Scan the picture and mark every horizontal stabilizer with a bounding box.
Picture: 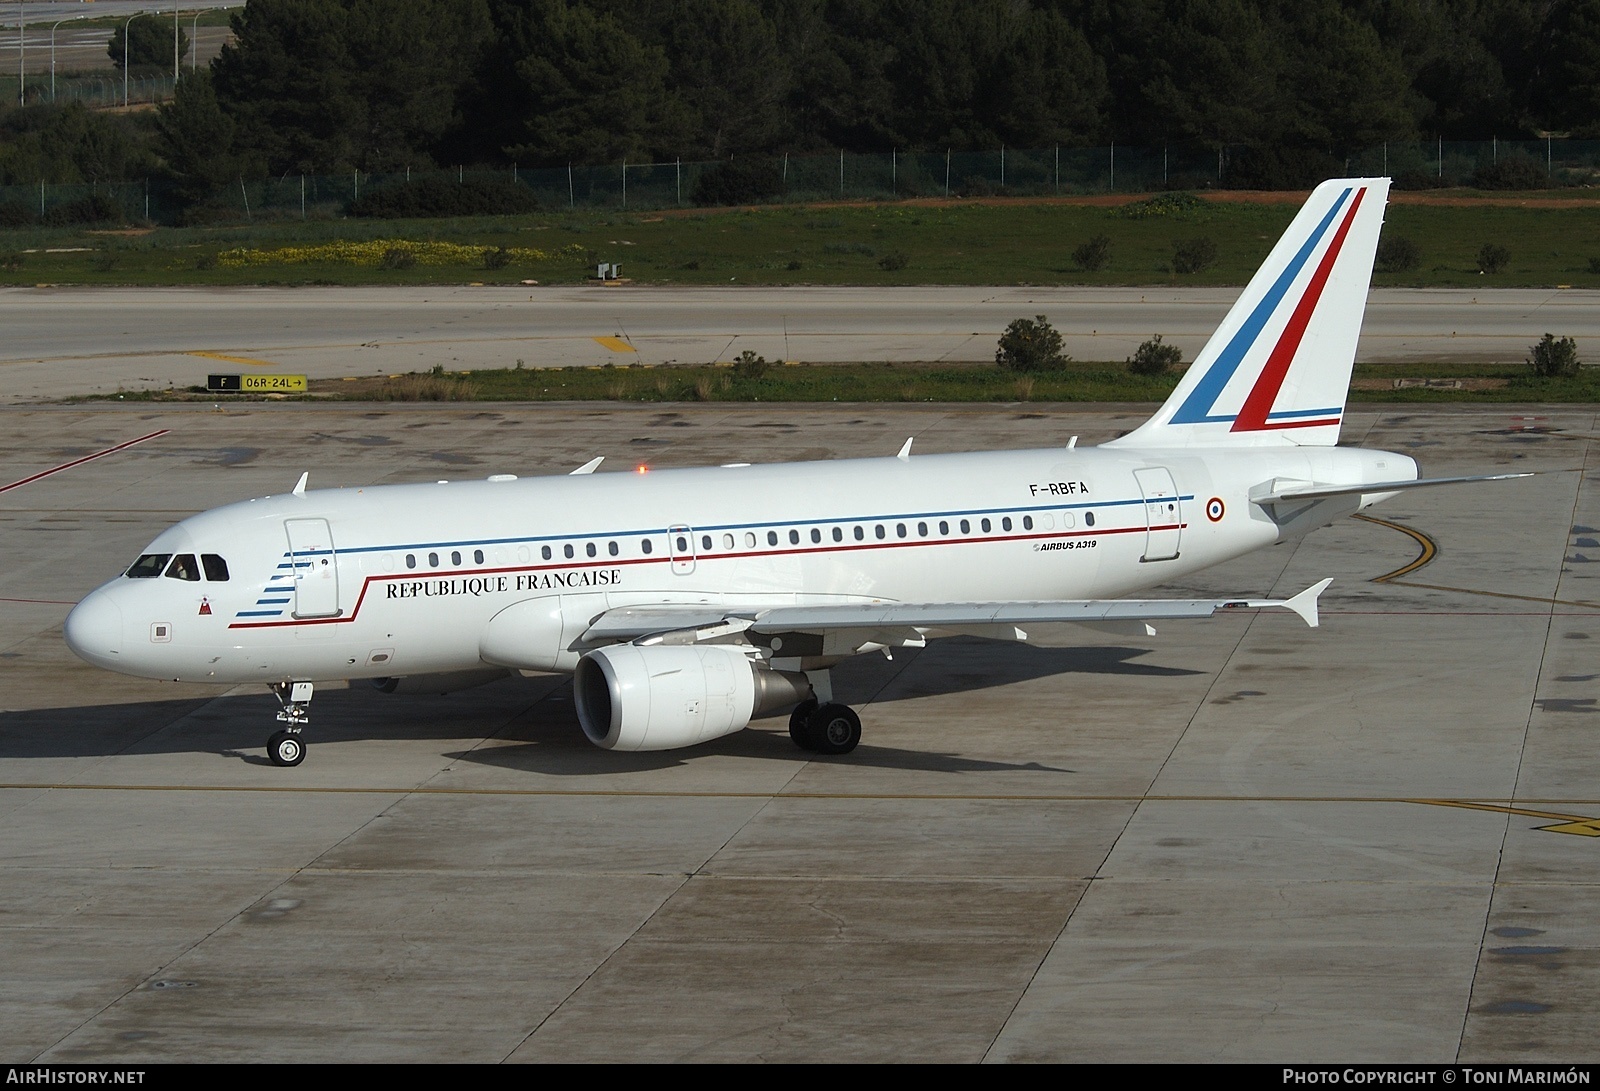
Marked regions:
[1254,472,1532,504]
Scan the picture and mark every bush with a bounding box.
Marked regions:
[43,193,122,227]
[1477,243,1510,274]
[731,350,769,378]
[1224,146,1342,190]
[0,252,23,271]
[1393,169,1449,191]
[1587,257,1600,275]
[691,159,784,207]
[0,201,33,228]
[1472,153,1546,191]
[996,315,1068,372]
[1072,234,1111,271]
[1375,235,1421,274]
[1113,192,1206,219]
[379,247,417,270]
[482,247,512,270]
[877,251,908,271]
[348,176,540,218]
[1172,236,1218,274]
[1528,333,1580,378]
[1127,335,1182,376]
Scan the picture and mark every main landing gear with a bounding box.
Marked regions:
[267,681,313,767]
[788,699,863,756]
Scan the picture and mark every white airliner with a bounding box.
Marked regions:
[64,177,1523,766]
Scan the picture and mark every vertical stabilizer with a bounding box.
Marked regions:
[1108,177,1389,450]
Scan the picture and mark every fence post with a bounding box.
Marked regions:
[677,157,681,204]
[300,174,305,219]
[239,176,251,220]
[839,148,843,197]
[1547,135,1552,179]
[892,147,896,196]
[782,152,787,190]
[1054,145,1059,195]
[568,163,574,209]
[944,149,950,197]
[1000,145,1005,188]
[1109,142,1114,193]
[1438,135,1442,177]
[622,160,627,209]
[39,179,44,218]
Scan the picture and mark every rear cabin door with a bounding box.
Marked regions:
[1133,467,1182,562]
[285,518,341,618]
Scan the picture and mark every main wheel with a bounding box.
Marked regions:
[808,703,861,756]
[788,699,820,751]
[267,730,306,767]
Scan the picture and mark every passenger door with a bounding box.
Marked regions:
[285,518,341,618]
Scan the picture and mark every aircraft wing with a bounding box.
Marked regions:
[579,579,1332,647]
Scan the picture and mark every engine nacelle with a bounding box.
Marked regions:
[371,668,511,695]
[575,644,812,751]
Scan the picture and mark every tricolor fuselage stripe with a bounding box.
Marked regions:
[1231,187,1368,432]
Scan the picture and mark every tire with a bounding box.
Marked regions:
[808,703,861,756]
[268,730,305,767]
[788,699,820,751]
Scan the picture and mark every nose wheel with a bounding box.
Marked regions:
[268,681,314,767]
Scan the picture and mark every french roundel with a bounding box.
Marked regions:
[1205,497,1225,522]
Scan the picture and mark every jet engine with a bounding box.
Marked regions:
[371,668,511,695]
[574,644,812,751]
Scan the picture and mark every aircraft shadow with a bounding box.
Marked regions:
[0,641,1196,773]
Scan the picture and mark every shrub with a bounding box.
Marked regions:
[1375,235,1421,274]
[1528,333,1580,378]
[1472,154,1546,191]
[996,315,1068,372]
[0,251,23,271]
[194,252,218,270]
[1172,236,1218,274]
[1072,234,1111,271]
[0,201,33,228]
[731,350,769,378]
[1587,257,1600,275]
[1113,192,1206,219]
[1393,169,1449,191]
[877,251,908,271]
[348,176,540,218]
[43,193,122,227]
[1224,146,1342,190]
[380,247,417,270]
[483,246,512,269]
[1477,243,1510,274]
[1127,335,1182,376]
[691,159,784,207]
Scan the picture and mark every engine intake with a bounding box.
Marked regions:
[575,644,811,751]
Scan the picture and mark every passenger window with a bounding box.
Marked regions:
[474,549,484,564]
[641,539,653,555]
[917,522,928,537]
[702,535,713,551]
[1022,516,1033,530]
[1002,517,1013,532]
[767,531,778,546]
[676,536,688,552]
[428,552,439,568]
[896,523,907,538]
[406,554,417,569]
[789,529,800,545]
[833,527,843,542]
[811,528,822,544]
[875,525,886,540]
[960,519,970,534]
[854,526,865,541]
[126,553,171,579]
[744,532,756,548]
[586,542,597,558]
[564,544,575,559]
[451,550,462,566]
[723,533,735,550]
[939,521,949,535]
[981,518,992,533]
[1061,512,1075,529]
[541,545,552,560]
[164,554,201,581]
[201,554,230,581]
[1085,511,1096,527]
[609,541,619,557]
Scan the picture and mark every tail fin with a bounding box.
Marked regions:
[1109,177,1390,450]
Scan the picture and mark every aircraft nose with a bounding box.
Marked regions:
[64,588,123,668]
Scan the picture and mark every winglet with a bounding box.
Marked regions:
[292,471,308,496]
[1265,578,1332,627]
[897,437,913,461]
[570,456,604,475]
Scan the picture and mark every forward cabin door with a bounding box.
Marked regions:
[285,517,341,618]
[1133,467,1182,562]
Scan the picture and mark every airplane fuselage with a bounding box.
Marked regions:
[66,442,1413,686]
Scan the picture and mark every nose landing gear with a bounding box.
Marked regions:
[267,681,313,767]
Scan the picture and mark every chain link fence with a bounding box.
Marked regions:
[3,140,1598,227]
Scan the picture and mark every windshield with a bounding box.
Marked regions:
[125,553,170,579]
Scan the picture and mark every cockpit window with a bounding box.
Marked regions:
[201,554,230,582]
[126,553,170,579]
[164,554,201,581]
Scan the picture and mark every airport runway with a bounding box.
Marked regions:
[3,285,1599,402]
[2,400,1598,1062]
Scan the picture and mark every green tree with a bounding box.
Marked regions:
[155,71,250,201]
[108,17,189,73]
